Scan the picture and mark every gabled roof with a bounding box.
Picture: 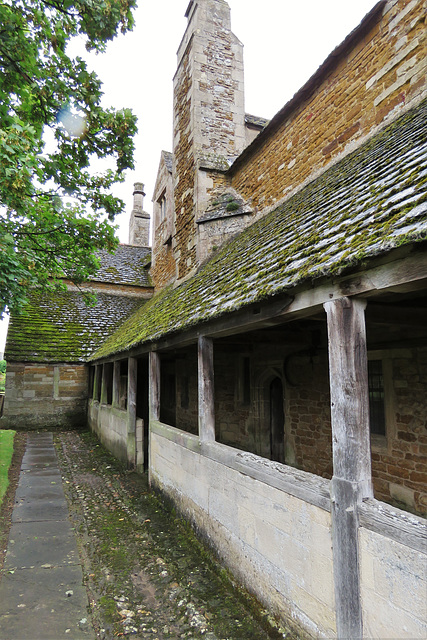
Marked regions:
[5,290,147,363]
[93,99,427,360]
[245,114,269,130]
[162,151,173,174]
[94,244,152,287]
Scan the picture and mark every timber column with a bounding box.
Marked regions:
[324,297,373,640]
[127,357,137,467]
[198,336,215,442]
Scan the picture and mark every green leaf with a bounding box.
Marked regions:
[0,0,137,313]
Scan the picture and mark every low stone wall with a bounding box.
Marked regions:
[1,362,87,429]
[88,400,130,465]
[150,421,335,639]
[359,500,427,638]
[149,420,427,639]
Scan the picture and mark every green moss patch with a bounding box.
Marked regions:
[94,99,427,360]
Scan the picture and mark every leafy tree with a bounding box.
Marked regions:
[0,0,138,316]
[0,360,6,375]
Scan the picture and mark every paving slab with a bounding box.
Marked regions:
[0,432,95,639]
[4,521,79,570]
[0,567,92,639]
[12,498,70,523]
[14,482,65,502]
[18,467,62,479]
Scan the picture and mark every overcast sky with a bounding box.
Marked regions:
[1,0,377,352]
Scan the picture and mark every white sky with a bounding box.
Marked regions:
[0,0,377,353]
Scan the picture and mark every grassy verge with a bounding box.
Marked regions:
[0,430,15,507]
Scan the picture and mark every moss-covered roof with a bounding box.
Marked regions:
[5,290,147,363]
[94,244,152,287]
[94,99,426,359]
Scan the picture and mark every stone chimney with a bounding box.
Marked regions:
[172,0,246,281]
[129,182,150,246]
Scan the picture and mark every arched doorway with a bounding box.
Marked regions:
[270,377,285,463]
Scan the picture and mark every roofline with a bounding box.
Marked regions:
[228,0,387,176]
[89,244,427,364]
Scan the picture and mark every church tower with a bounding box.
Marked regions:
[172,0,246,281]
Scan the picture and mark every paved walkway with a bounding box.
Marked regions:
[0,432,94,639]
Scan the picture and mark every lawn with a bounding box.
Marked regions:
[0,430,15,507]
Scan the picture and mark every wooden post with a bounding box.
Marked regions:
[149,351,161,423]
[148,352,161,485]
[198,335,215,442]
[324,297,373,640]
[100,364,106,404]
[113,361,120,408]
[127,357,137,467]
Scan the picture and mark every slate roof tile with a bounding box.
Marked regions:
[94,244,152,287]
[162,151,173,174]
[93,99,427,360]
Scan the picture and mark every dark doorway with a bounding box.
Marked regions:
[270,377,285,463]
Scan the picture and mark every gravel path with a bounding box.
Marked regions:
[55,430,296,640]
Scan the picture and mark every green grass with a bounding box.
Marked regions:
[0,430,15,506]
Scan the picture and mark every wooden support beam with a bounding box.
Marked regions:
[113,361,120,408]
[325,298,372,491]
[92,366,99,401]
[127,357,137,467]
[324,297,373,640]
[149,351,161,423]
[198,336,216,442]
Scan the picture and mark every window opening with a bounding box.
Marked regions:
[368,359,386,436]
[103,363,113,405]
[95,364,102,401]
[88,366,95,398]
[119,360,128,410]
[270,377,285,463]
[181,375,189,409]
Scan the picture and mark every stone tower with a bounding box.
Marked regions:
[129,182,150,246]
[172,0,246,281]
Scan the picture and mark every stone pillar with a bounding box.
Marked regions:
[324,297,373,640]
[127,357,137,467]
[198,336,215,442]
[129,182,150,246]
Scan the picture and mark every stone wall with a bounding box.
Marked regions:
[150,424,335,639]
[230,0,426,215]
[148,421,427,639]
[173,40,197,281]
[1,363,87,429]
[287,356,333,480]
[88,400,130,465]
[371,347,427,515]
[151,155,176,290]
[359,508,427,637]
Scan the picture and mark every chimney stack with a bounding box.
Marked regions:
[129,182,150,246]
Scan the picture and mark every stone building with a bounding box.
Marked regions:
[3,0,427,638]
[2,191,153,437]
